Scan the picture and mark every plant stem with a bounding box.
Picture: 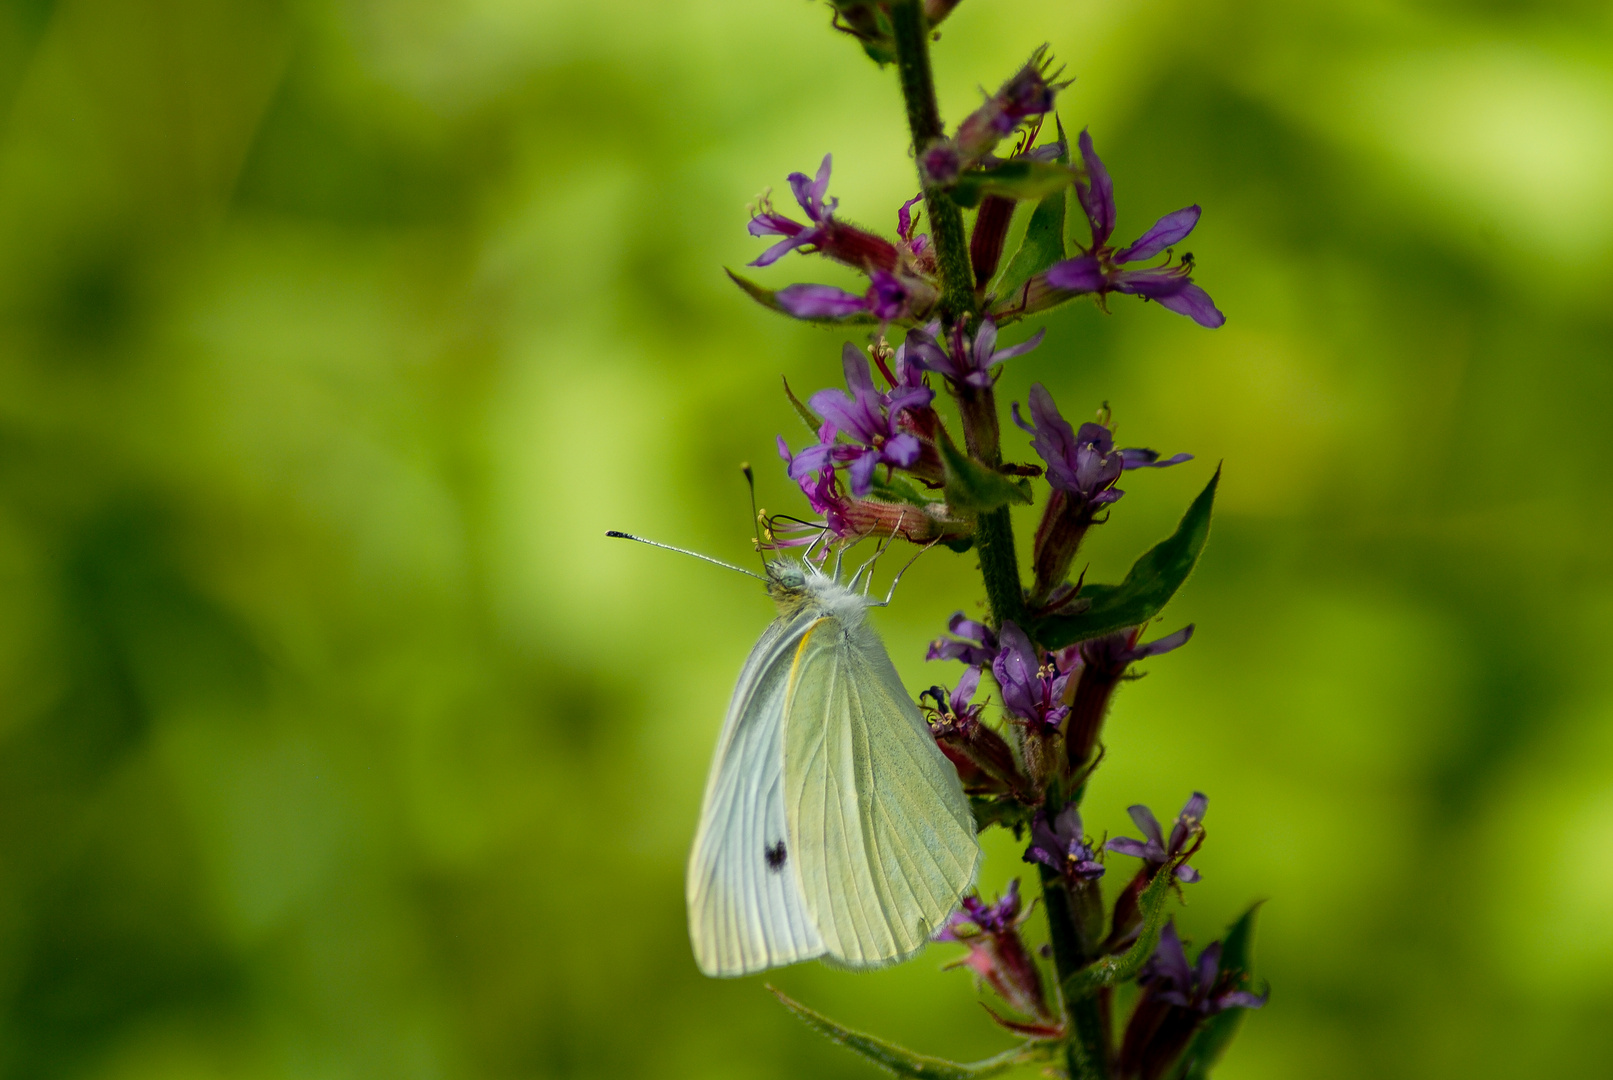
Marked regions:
[888,0,974,324]
[888,0,1024,632]
[1039,866,1109,1080]
[889,4,1098,1075]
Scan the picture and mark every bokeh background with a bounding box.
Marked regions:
[2,0,1611,1077]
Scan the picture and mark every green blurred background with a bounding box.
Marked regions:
[1,0,1611,1076]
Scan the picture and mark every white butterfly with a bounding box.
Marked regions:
[684,556,982,977]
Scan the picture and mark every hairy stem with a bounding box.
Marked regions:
[889,6,1094,1072]
[889,0,974,323]
[1039,866,1109,1080]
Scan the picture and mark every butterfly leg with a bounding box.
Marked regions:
[848,525,900,593]
[871,536,940,607]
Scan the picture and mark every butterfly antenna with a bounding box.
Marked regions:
[873,535,940,608]
[605,531,767,581]
[740,463,773,578]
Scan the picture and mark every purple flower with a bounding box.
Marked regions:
[1012,384,1192,506]
[1014,385,1192,604]
[904,318,1044,390]
[1107,792,1208,884]
[1118,922,1267,1080]
[926,612,999,667]
[1041,130,1224,328]
[1076,624,1196,677]
[920,665,1029,799]
[1139,922,1268,1015]
[991,621,1070,734]
[1023,802,1106,884]
[749,154,902,274]
[920,666,984,735]
[779,344,934,495]
[936,880,1056,1028]
[748,154,838,266]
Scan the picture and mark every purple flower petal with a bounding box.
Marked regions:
[948,613,995,645]
[992,621,1042,721]
[1152,922,1193,990]
[886,384,936,416]
[1106,837,1151,859]
[1012,384,1078,491]
[898,193,923,239]
[1180,791,1208,824]
[775,284,868,319]
[847,448,880,496]
[902,328,954,378]
[1023,845,1059,870]
[1075,129,1115,246]
[951,666,982,712]
[1195,941,1222,992]
[1153,282,1225,328]
[1115,205,1201,263]
[1129,625,1195,660]
[840,341,877,398]
[1216,990,1269,1010]
[749,231,819,268]
[1045,255,1107,293]
[1128,804,1165,847]
[787,154,836,222]
[974,318,998,361]
[1111,266,1190,300]
[1174,864,1202,884]
[988,327,1045,363]
[1120,448,1194,469]
[784,441,835,481]
[881,432,922,469]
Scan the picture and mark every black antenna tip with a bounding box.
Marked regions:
[605,530,633,539]
[740,462,754,482]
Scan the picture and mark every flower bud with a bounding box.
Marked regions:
[936,881,1056,1030]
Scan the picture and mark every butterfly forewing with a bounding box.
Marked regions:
[686,609,826,977]
[783,614,981,968]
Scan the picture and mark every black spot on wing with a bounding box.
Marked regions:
[765,840,787,872]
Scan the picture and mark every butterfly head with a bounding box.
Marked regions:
[764,559,813,611]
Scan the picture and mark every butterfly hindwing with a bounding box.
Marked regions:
[686,608,826,977]
[783,614,981,968]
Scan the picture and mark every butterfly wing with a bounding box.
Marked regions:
[784,614,981,968]
[686,608,827,977]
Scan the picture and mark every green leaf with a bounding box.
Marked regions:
[950,160,1075,210]
[1036,467,1219,650]
[1062,859,1179,1000]
[782,377,822,434]
[938,428,1032,514]
[771,987,1056,1079]
[1172,905,1264,1080]
[726,269,879,325]
[994,124,1069,300]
